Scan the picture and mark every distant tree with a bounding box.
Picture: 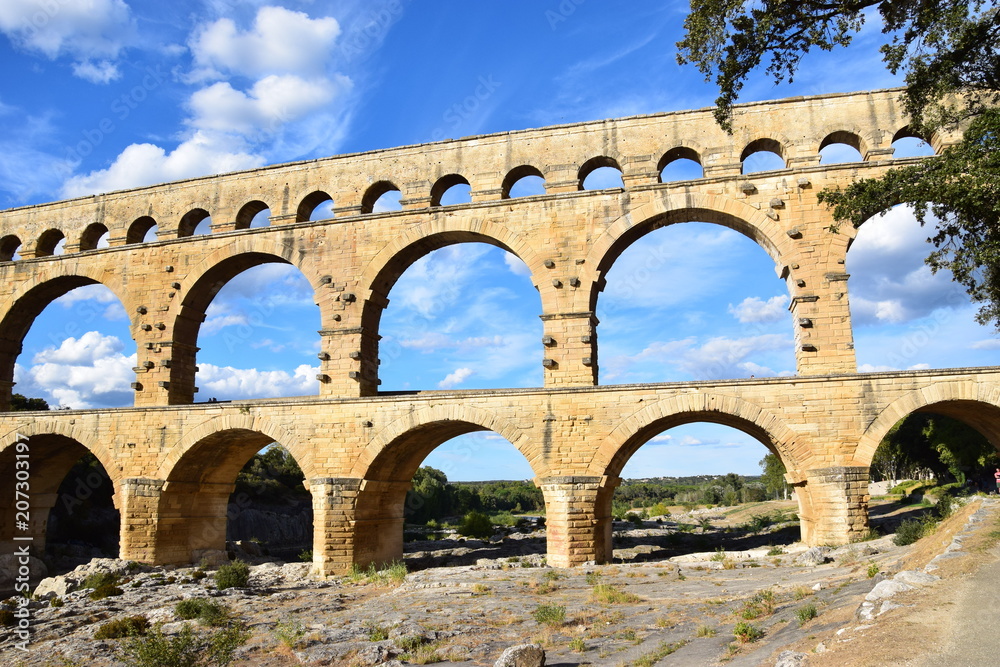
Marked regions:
[759,454,789,500]
[872,413,997,483]
[11,394,49,411]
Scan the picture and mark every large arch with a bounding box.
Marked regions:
[166,237,324,404]
[357,222,543,394]
[152,419,311,565]
[343,406,542,569]
[0,273,132,410]
[0,424,121,558]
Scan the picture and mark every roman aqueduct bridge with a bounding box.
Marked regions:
[2,88,996,574]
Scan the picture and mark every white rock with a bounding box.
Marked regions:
[865,579,914,602]
[495,643,545,667]
[893,570,939,586]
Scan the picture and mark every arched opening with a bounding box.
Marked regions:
[3,280,134,410]
[891,127,936,158]
[174,257,320,403]
[430,174,471,207]
[374,239,543,392]
[35,229,65,257]
[846,204,994,372]
[658,147,704,182]
[819,131,865,164]
[741,139,785,174]
[178,208,211,237]
[297,191,334,222]
[595,216,792,383]
[579,156,625,190]
[599,415,799,563]
[126,216,158,244]
[501,165,546,199]
[235,201,270,230]
[353,423,542,571]
[0,235,21,261]
[79,223,110,251]
[0,435,119,582]
[866,400,1000,536]
[362,181,403,213]
[155,429,312,565]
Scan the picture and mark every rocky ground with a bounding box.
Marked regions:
[1,495,996,666]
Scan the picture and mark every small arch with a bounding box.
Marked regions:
[362,181,403,214]
[297,191,334,222]
[891,127,936,158]
[501,165,546,199]
[430,174,471,207]
[819,131,866,164]
[35,229,65,257]
[126,216,158,244]
[0,235,21,261]
[235,200,270,230]
[579,156,624,190]
[657,147,704,182]
[741,138,786,174]
[79,222,110,251]
[178,208,211,237]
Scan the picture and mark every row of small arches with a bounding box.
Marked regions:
[0,129,934,261]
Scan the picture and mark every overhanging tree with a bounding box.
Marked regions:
[678,0,1000,326]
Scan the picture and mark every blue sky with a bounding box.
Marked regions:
[2,1,998,480]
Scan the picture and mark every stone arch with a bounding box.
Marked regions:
[657,146,703,181]
[0,423,122,555]
[429,173,470,207]
[357,220,543,394]
[297,190,333,222]
[0,272,132,410]
[818,129,873,159]
[166,237,325,404]
[152,417,311,564]
[584,193,791,312]
[0,234,21,261]
[854,381,1000,467]
[361,181,401,214]
[234,200,269,230]
[741,137,787,168]
[178,208,210,237]
[501,165,545,199]
[35,228,64,257]
[79,222,110,251]
[126,216,157,244]
[587,392,802,479]
[578,155,623,190]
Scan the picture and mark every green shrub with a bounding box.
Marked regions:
[532,603,566,626]
[796,603,818,626]
[83,572,119,590]
[90,584,125,601]
[893,518,927,546]
[366,623,389,641]
[50,596,64,608]
[0,609,14,627]
[866,562,880,578]
[94,616,150,640]
[298,549,313,562]
[457,511,494,539]
[591,583,641,604]
[175,599,230,626]
[214,560,250,590]
[625,512,644,526]
[117,622,250,667]
[274,618,306,649]
[733,621,764,643]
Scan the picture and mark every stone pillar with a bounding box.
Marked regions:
[538,476,615,567]
[544,165,582,194]
[308,477,362,577]
[317,327,379,397]
[788,269,858,375]
[539,312,598,386]
[118,478,165,564]
[353,479,411,568]
[794,466,869,545]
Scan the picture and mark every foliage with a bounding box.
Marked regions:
[214,560,250,590]
[633,640,688,667]
[679,0,1000,326]
[94,616,150,640]
[116,622,250,667]
[733,620,764,643]
[591,583,642,604]
[404,467,544,525]
[531,603,566,626]
[456,511,494,539]
[867,562,880,578]
[873,413,998,485]
[796,604,818,626]
[90,584,125,601]
[274,618,306,649]
[0,609,15,627]
[175,599,231,626]
[10,393,49,411]
[233,445,307,504]
[759,454,790,500]
[893,517,930,545]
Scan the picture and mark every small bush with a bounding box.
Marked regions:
[274,618,306,649]
[298,549,313,562]
[50,596,64,608]
[591,583,641,604]
[0,609,15,627]
[457,511,494,539]
[710,548,727,562]
[83,572,119,590]
[90,584,125,601]
[893,518,927,546]
[532,603,566,626]
[796,603,818,626]
[866,562,880,578]
[569,637,586,652]
[94,616,150,640]
[175,599,230,626]
[117,621,250,667]
[214,560,250,590]
[625,512,644,526]
[696,624,716,637]
[367,623,389,641]
[733,621,764,643]
[766,545,785,556]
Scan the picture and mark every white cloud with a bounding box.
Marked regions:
[503,251,532,277]
[33,331,123,365]
[190,6,341,80]
[438,367,473,389]
[971,339,1000,351]
[728,295,788,323]
[0,0,134,82]
[196,363,318,400]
